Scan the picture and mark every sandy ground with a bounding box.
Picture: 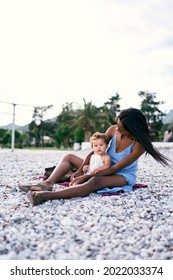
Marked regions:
[0,143,173,260]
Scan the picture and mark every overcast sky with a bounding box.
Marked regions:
[1,0,173,126]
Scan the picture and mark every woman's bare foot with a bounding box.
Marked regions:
[31,184,52,191]
[27,191,47,206]
[19,183,52,192]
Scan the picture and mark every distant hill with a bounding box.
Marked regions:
[163,109,173,124]
[0,116,57,132]
[0,123,29,132]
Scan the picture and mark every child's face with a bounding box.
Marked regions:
[92,139,107,155]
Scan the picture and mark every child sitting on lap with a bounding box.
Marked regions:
[83,132,111,175]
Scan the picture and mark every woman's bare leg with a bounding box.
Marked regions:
[35,154,83,189]
[27,175,127,206]
[45,154,83,185]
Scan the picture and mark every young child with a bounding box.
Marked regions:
[82,132,111,175]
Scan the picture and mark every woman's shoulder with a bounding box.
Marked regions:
[105,125,117,138]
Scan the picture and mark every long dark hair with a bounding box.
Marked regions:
[117,108,171,166]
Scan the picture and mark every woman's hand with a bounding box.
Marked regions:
[69,174,90,186]
[70,170,83,181]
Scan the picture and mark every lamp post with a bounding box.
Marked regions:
[0,101,33,151]
[0,101,53,151]
[11,103,16,152]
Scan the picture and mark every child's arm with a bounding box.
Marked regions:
[82,164,90,173]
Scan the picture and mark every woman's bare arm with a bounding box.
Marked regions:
[96,141,145,176]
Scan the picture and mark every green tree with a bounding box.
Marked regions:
[138,91,166,141]
[21,131,31,147]
[29,120,41,147]
[58,102,78,124]
[104,92,121,123]
[2,131,11,147]
[0,128,6,146]
[29,105,53,147]
[54,102,78,147]
[2,130,23,148]
[73,127,84,144]
[55,124,71,148]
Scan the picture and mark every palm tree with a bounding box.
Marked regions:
[71,99,111,141]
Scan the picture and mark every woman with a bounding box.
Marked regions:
[24,108,171,206]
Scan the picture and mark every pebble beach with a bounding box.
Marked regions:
[0,144,173,260]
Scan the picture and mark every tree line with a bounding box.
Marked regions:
[0,91,171,149]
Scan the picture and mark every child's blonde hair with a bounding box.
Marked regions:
[90,132,109,147]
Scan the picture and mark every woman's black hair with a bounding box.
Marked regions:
[117,108,171,167]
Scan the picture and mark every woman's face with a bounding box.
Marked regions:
[117,119,134,139]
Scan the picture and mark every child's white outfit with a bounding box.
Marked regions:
[85,154,103,174]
